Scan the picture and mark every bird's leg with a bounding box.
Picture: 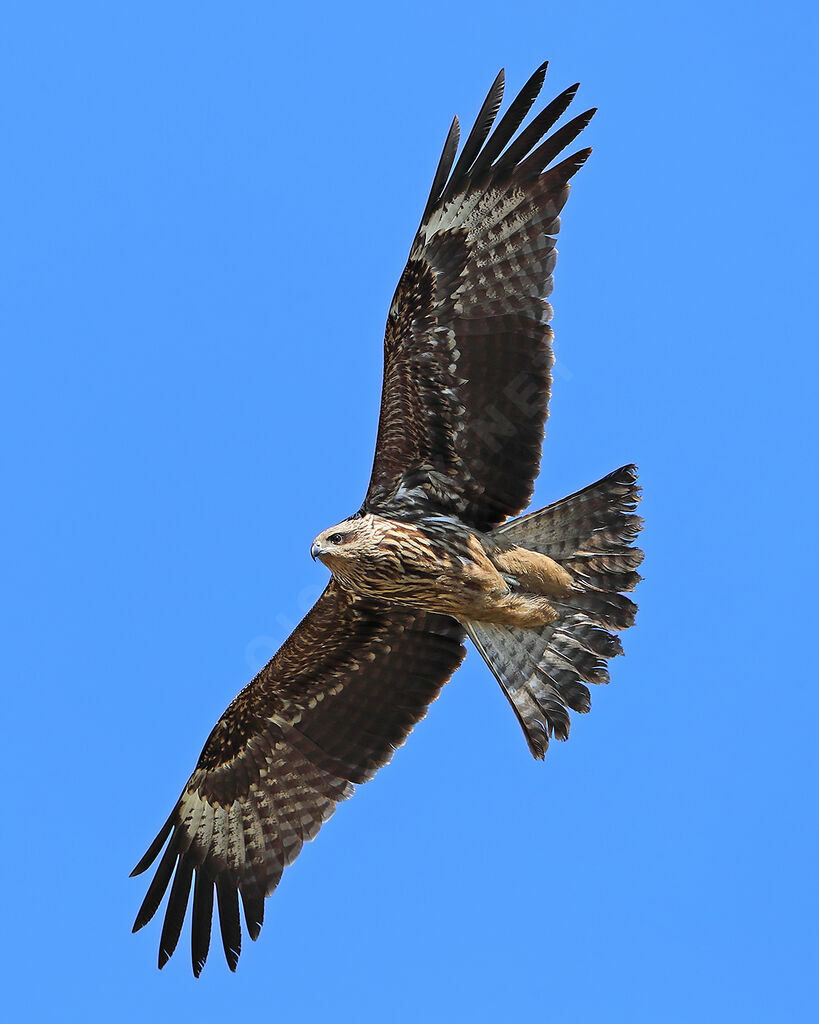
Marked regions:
[452,539,573,627]
[462,591,560,628]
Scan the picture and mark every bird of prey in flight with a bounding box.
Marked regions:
[132,62,643,975]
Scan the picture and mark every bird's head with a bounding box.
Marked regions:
[310,514,396,581]
[310,517,367,571]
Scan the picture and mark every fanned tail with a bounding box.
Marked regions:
[466,465,643,758]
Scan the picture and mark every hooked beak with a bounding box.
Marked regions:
[310,540,322,562]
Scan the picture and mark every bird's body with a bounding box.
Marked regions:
[312,512,572,626]
[132,63,643,976]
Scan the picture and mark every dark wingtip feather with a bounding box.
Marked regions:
[132,838,177,933]
[421,115,460,223]
[130,814,174,877]
[491,82,582,175]
[216,873,242,972]
[471,62,552,177]
[447,68,506,186]
[157,856,194,968]
[517,109,597,179]
[241,887,265,942]
[550,147,593,183]
[420,65,594,229]
[191,869,214,977]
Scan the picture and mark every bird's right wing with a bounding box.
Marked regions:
[131,581,465,975]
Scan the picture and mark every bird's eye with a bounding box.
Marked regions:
[329,533,344,545]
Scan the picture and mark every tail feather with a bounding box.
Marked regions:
[552,590,637,632]
[466,622,573,754]
[496,464,642,555]
[564,558,642,595]
[467,465,643,759]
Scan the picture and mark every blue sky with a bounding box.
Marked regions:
[3,1,818,1020]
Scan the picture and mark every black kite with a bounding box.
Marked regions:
[132,63,643,975]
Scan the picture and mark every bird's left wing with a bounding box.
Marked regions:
[365,64,594,531]
[132,581,465,974]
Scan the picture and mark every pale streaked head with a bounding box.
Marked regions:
[310,518,360,566]
[310,513,395,576]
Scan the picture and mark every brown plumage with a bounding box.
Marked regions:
[132,63,643,975]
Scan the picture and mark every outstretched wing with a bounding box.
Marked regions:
[365,64,594,531]
[132,582,465,975]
